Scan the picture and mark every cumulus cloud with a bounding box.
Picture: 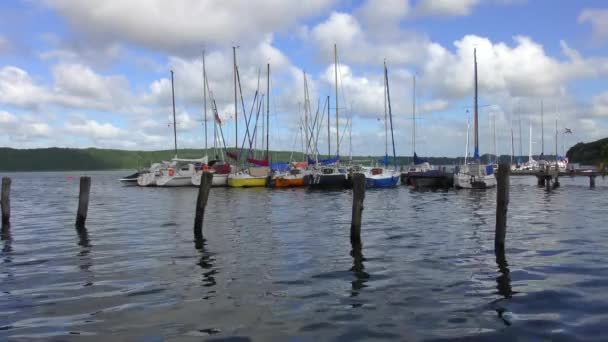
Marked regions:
[0,111,53,142]
[591,91,608,117]
[416,0,481,16]
[579,8,608,45]
[44,0,335,53]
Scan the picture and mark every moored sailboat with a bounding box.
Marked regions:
[309,44,350,189]
[454,49,496,189]
[364,60,399,188]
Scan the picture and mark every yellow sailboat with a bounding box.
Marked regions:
[227,167,268,188]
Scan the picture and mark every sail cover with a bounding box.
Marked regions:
[413,153,427,165]
[247,155,269,167]
[271,162,290,173]
[307,155,339,165]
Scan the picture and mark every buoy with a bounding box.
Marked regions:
[168,168,175,177]
[202,164,209,171]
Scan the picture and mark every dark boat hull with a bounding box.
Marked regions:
[307,174,349,189]
[406,171,453,189]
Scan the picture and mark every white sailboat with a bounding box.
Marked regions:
[454,49,496,189]
[137,70,207,187]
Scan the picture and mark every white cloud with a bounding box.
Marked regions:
[64,116,125,140]
[579,8,608,45]
[591,91,608,117]
[44,0,335,53]
[0,111,53,142]
[416,0,481,16]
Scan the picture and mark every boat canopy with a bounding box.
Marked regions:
[172,156,208,164]
[307,155,339,166]
[271,162,290,173]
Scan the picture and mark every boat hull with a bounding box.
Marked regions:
[308,174,349,189]
[137,173,157,186]
[407,171,454,189]
[274,177,306,188]
[156,176,193,187]
[454,173,496,189]
[365,175,399,188]
[192,173,229,187]
[227,176,267,188]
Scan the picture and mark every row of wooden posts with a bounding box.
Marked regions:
[0,166,511,256]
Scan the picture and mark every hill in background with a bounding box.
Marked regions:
[0,147,571,171]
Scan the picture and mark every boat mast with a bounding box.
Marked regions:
[493,114,497,163]
[385,61,397,170]
[170,70,178,158]
[334,43,339,160]
[233,47,238,166]
[518,104,523,160]
[327,95,330,158]
[383,60,388,163]
[266,63,270,164]
[541,100,544,159]
[529,121,533,163]
[202,50,208,152]
[465,113,470,165]
[473,48,479,160]
[555,118,558,169]
[413,74,416,162]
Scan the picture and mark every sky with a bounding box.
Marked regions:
[1,0,608,157]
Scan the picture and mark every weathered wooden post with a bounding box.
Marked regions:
[1,177,10,227]
[553,175,560,188]
[350,173,366,251]
[545,175,551,190]
[193,172,213,246]
[75,176,91,228]
[590,175,596,188]
[495,164,510,253]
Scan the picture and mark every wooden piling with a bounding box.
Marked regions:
[545,175,551,190]
[75,176,91,228]
[495,164,510,250]
[553,176,560,188]
[590,175,596,188]
[193,172,213,245]
[1,177,10,226]
[350,173,366,250]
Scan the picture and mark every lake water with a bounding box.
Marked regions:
[1,171,607,341]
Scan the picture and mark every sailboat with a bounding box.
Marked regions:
[308,44,349,189]
[137,70,208,187]
[364,61,399,188]
[192,51,233,187]
[454,49,496,189]
[227,49,269,188]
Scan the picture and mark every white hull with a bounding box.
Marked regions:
[137,172,157,186]
[191,172,228,187]
[454,172,496,189]
[156,175,193,187]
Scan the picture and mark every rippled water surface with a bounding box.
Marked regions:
[1,171,607,341]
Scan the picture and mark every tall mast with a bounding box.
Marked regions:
[385,62,397,170]
[413,74,416,159]
[327,95,330,157]
[334,43,339,158]
[383,60,388,161]
[529,120,532,162]
[555,118,558,168]
[266,63,270,162]
[233,46,238,165]
[473,48,479,160]
[518,104,523,160]
[170,70,177,157]
[493,114,497,162]
[541,100,544,158]
[202,50,208,152]
[303,72,309,157]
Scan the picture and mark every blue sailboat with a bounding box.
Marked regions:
[364,61,399,188]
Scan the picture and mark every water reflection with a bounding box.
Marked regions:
[2,223,11,262]
[75,226,92,273]
[196,239,217,289]
[350,246,369,297]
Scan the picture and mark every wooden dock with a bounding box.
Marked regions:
[511,168,604,188]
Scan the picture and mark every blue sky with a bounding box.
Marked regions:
[1,0,608,157]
